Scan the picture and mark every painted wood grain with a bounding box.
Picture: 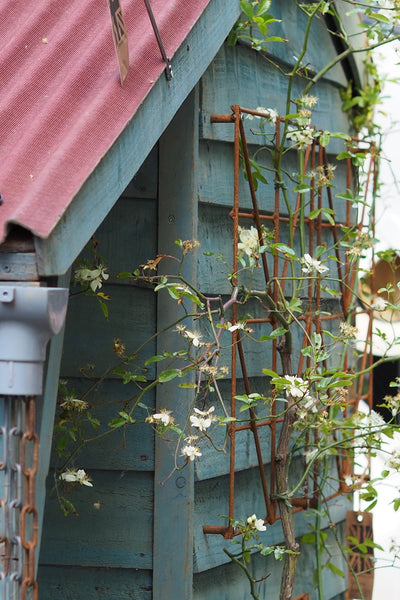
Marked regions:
[38,565,152,600]
[61,284,156,378]
[48,377,155,472]
[0,251,38,280]
[193,526,348,599]
[194,465,350,574]
[121,145,158,200]
[40,470,153,569]
[252,1,348,88]
[198,139,351,221]
[35,273,70,564]
[200,45,351,149]
[81,197,158,286]
[152,88,200,600]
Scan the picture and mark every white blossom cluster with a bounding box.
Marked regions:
[247,513,266,531]
[60,468,93,487]
[74,263,109,292]
[300,253,329,275]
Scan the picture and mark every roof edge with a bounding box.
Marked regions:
[35,0,241,276]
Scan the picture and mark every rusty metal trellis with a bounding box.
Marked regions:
[203,105,377,538]
[0,396,39,600]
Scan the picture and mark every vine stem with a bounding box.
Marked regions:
[275,340,299,600]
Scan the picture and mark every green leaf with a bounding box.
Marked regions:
[326,562,344,578]
[271,243,296,256]
[256,0,271,16]
[99,300,109,319]
[145,355,166,366]
[262,368,279,378]
[300,532,316,545]
[158,369,182,383]
[240,0,254,20]
[369,11,391,23]
[260,327,287,340]
[293,183,312,193]
[108,417,128,429]
[319,132,330,147]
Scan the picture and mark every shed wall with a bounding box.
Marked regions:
[38,7,353,598]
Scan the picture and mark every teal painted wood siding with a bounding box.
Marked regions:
[192,6,354,599]
[38,4,357,598]
[38,145,160,598]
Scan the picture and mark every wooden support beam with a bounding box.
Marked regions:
[153,88,199,600]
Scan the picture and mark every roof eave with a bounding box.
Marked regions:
[34,0,241,276]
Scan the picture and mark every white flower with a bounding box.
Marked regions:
[304,448,319,463]
[287,125,315,147]
[300,253,329,275]
[190,406,215,432]
[60,468,93,487]
[265,108,279,124]
[238,226,259,257]
[74,263,109,292]
[339,322,358,339]
[371,297,388,311]
[362,410,385,429]
[301,394,318,413]
[245,107,278,124]
[182,444,202,461]
[60,397,89,412]
[283,375,308,398]
[247,513,266,531]
[228,321,246,332]
[147,409,173,426]
[184,329,202,347]
[387,450,400,470]
[299,94,318,108]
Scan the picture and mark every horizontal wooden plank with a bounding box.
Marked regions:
[0,251,38,280]
[199,139,351,218]
[77,197,157,286]
[194,465,350,573]
[197,203,347,295]
[40,470,153,569]
[121,145,158,200]
[61,284,156,377]
[254,1,348,88]
[193,378,274,481]
[200,45,351,150]
[49,378,155,472]
[193,524,348,599]
[188,292,343,380]
[38,565,152,600]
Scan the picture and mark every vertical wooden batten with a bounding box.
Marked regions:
[153,88,199,600]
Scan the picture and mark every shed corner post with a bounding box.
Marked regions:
[153,86,199,600]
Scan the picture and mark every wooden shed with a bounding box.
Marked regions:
[0,2,363,599]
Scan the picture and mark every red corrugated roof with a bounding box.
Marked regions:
[0,0,211,243]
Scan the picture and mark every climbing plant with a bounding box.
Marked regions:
[54,2,400,600]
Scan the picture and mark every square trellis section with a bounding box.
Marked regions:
[203,105,377,538]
